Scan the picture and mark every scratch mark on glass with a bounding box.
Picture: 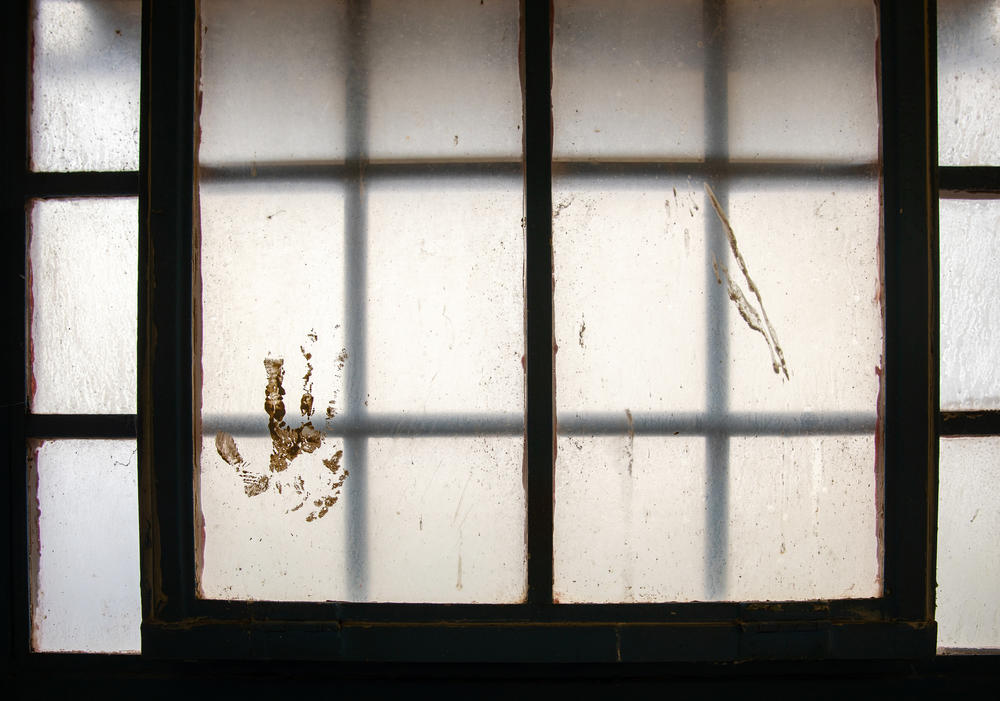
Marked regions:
[705,182,790,379]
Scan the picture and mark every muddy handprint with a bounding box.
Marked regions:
[215,331,349,522]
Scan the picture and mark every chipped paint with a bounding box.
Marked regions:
[215,332,349,522]
[705,183,790,379]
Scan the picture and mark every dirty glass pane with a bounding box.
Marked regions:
[940,200,1000,410]
[555,436,708,602]
[29,439,140,653]
[725,0,878,162]
[726,435,878,600]
[198,0,348,165]
[552,177,709,416]
[196,1,525,603]
[30,0,140,172]
[28,197,137,414]
[366,0,521,160]
[553,0,881,603]
[937,437,1000,650]
[199,0,520,165]
[552,0,705,160]
[365,179,523,414]
[938,0,1000,166]
[722,182,882,415]
[554,434,877,603]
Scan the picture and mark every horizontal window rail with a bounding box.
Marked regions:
[24,413,138,439]
[939,166,1000,198]
[25,171,140,198]
[940,410,1000,436]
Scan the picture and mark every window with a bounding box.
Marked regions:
[138,0,937,661]
[8,0,961,670]
[20,0,142,654]
[935,0,1000,653]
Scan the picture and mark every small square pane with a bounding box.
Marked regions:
[726,0,878,162]
[552,0,705,160]
[30,439,140,653]
[938,437,1000,650]
[31,0,141,172]
[367,0,522,160]
[198,0,348,164]
[28,197,137,414]
[938,0,1000,166]
[940,200,1000,410]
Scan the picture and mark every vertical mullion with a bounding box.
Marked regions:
[879,0,937,627]
[703,0,731,601]
[3,0,30,660]
[344,0,370,601]
[140,0,197,624]
[524,0,553,606]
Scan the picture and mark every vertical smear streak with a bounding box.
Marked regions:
[705,182,790,379]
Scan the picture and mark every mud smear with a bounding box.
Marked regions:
[624,408,635,477]
[214,430,270,498]
[578,316,586,347]
[216,331,350,521]
[553,196,575,219]
[705,183,790,379]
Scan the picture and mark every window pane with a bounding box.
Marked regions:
[940,199,1000,410]
[938,0,1000,166]
[552,0,705,160]
[199,0,521,165]
[30,0,140,172]
[366,179,523,414]
[725,0,878,162]
[937,437,1000,650]
[552,0,881,603]
[29,439,140,653]
[198,0,348,164]
[366,0,521,160]
[28,197,137,414]
[196,1,525,603]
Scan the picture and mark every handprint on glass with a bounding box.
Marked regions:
[214,331,349,522]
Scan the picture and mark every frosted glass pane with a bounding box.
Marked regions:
[554,433,877,603]
[726,435,878,600]
[198,0,348,164]
[30,439,140,653]
[198,180,347,418]
[199,435,525,603]
[554,178,881,417]
[29,198,137,414]
[940,200,1000,409]
[197,176,525,602]
[554,176,881,602]
[554,436,708,603]
[31,0,140,172]
[366,179,523,414]
[365,437,525,603]
[726,0,878,162]
[553,177,708,416]
[552,0,705,160]
[938,0,1000,166]
[723,182,882,414]
[199,0,521,164]
[367,0,521,159]
[938,437,1000,650]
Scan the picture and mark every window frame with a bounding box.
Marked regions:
[3,0,941,667]
[138,0,939,661]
